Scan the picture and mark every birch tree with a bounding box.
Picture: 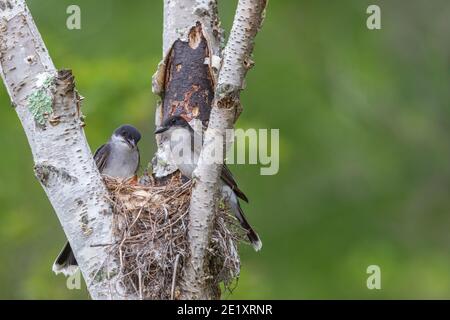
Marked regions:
[0,0,267,299]
[0,0,133,299]
[179,0,267,300]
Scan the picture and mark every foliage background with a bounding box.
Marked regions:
[0,0,449,299]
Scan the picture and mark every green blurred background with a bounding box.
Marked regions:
[0,0,449,299]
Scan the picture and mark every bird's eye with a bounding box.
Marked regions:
[171,119,176,124]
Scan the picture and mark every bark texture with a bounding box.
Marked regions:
[181,0,267,299]
[162,24,214,124]
[0,0,131,299]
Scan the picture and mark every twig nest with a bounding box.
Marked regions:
[104,173,245,299]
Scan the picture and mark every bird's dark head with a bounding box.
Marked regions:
[154,115,192,135]
[113,124,141,148]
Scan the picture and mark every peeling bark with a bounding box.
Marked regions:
[152,0,223,179]
[0,0,133,299]
[163,24,214,124]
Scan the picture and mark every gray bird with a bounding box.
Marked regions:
[155,115,262,251]
[52,125,141,276]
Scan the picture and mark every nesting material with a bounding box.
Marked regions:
[104,173,245,300]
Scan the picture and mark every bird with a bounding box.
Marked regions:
[154,115,262,251]
[52,124,142,276]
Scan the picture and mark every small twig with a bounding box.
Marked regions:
[138,269,143,300]
[171,254,181,300]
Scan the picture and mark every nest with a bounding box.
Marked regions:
[104,173,245,299]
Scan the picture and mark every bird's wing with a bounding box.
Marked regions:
[134,146,140,175]
[221,164,249,203]
[191,128,248,202]
[93,143,111,173]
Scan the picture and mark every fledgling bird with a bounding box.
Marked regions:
[52,124,142,276]
[155,115,262,251]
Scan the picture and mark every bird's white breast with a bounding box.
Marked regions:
[167,127,198,178]
[102,140,138,179]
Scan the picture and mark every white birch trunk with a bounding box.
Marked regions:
[0,0,133,299]
[182,0,267,299]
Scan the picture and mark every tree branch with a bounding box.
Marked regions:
[182,0,267,299]
[0,0,133,299]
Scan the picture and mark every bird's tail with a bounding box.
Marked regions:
[235,202,262,251]
[52,241,78,276]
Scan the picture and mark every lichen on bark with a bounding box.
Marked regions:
[27,73,55,125]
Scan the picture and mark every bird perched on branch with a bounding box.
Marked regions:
[53,124,142,276]
[155,115,262,251]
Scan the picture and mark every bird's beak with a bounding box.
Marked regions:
[126,138,136,148]
[154,126,168,134]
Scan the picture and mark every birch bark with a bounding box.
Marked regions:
[0,0,132,299]
[181,0,267,299]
